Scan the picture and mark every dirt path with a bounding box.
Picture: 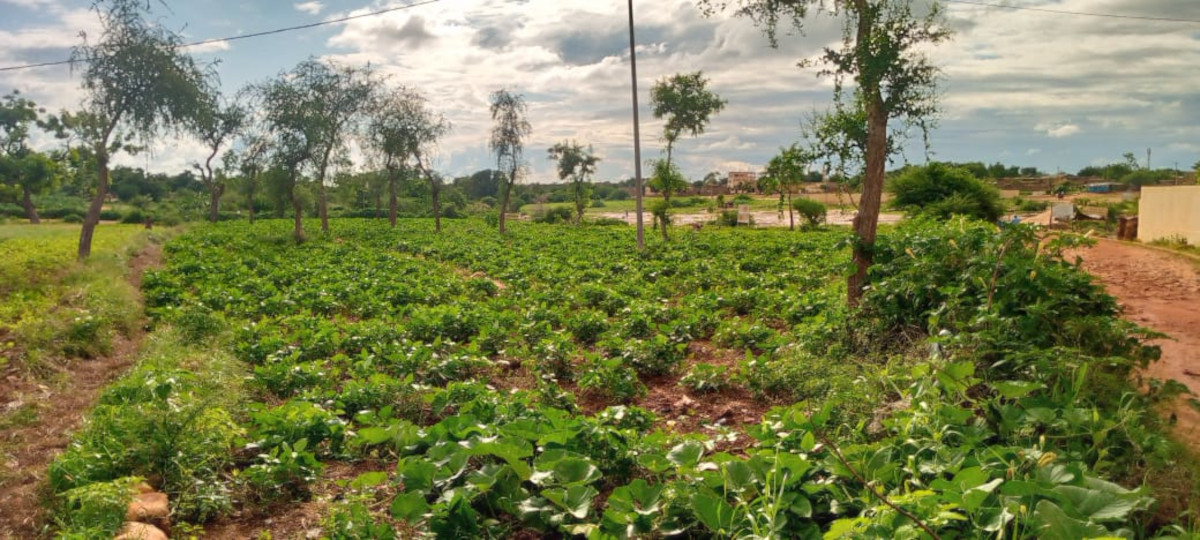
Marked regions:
[1072,239,1200,448]
[0,243,162,538]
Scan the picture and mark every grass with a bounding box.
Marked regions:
[0,223,158,372]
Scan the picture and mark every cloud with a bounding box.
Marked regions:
[183,40,231,54]
[1043,124,1082,138]
[294,2,323,15]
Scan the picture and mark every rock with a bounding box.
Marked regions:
[126,491,169,521]
[114,521,168,540]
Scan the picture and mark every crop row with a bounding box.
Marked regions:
[49,218,1187,538]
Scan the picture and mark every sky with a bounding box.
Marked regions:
[1,0,1198,183]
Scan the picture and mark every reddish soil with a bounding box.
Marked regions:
[201,460,394,539]
[0,243,162,538]
[1071,239,1200,449]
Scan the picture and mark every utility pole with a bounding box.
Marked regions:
[1146,147,1151,170]
[627,0,645,250]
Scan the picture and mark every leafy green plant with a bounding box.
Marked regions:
[578,356,646,403]
[680,362,729,393]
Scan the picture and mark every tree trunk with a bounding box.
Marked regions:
[289,171,306,243]
[77,148,109,260]
[787,188,794,231]
[209,183,223,223]
[388,169,398,228]
[660,215,669,242]
[848,95,888,307]
[22,185,40,225]
[317,150,332,233]
[499,179,512,234]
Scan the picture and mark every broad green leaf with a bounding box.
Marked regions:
[544,485,599,520]
[397,457,436,493]
[349,471,389,489]
[668,441,705,468]
[553,458,603,486]
[993,380,1044,399]
[390,491,429,522]
[1052,485,1140,522]
[691,491,738,534]
[1032,500,1110,540]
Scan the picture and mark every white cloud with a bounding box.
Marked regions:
[183,40,231,54]
[294,2,323,15]
[1044,124,1082,138]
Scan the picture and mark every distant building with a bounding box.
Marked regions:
[729,171,758,193]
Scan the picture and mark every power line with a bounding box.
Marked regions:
[943,0,1200,24]
[0,0,445,73]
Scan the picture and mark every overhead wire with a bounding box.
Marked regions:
[0,0,445,73]
[942,0,1200,24]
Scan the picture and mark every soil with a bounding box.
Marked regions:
[1071,239,1200,449]
[0,242,162,538]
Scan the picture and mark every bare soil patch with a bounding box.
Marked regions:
[1071,239,1200,450]
[0,242,162,538]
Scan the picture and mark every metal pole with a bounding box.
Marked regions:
[628,0,645,250]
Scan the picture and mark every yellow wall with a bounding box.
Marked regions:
[1138,185,1200,245]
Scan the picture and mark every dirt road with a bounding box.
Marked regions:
[1073,239,1200,447]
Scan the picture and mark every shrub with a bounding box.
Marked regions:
[535,206,573,224]
[98,209,123,221]
[62,212,83,223]
[607,189,630,201]
[591,199,606,208]
[121,209,146,224]
[888,162,1003,222]
[791,198,827,227]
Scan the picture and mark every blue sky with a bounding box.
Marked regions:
[1,0,1198,182]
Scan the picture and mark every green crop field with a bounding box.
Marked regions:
[45,218,1191,538]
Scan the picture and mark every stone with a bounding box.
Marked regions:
[114,521,168,540]
[126,492,169,521]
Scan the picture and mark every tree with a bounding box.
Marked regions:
[701,0,950,307]
[765,144,812,230]
[888,162,1002,222]
[650,71,725,175]
[648,159,686,240]
[258,67,322,243]
[489,89,532,234]
[224,132,269,224]
[300,60,374,234]
[67,0,210,258]
[0,91,58,224]
[191,94,245,222]
[368,86,450,230]
[548,140,600,224]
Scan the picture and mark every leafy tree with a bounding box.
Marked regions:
[764,144,812,230]
[0,153,59,224]
[648,159,687,241]
[489,89,532,234]
[548,140,600,224]
[888,162,1002,222]
[191,94,246,222]
[0,91,58,223]
[649,71,725,175]
[368,86,449,230]
[67,0,211,258]
[702,0,950,306]
[300,60,374,234]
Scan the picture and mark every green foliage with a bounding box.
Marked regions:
[680,362,729,393]
[650,71,727,159]
[55,477,141,538]
[889,162,1005,222]
[98,217,1191,537]
[792,197,827,227]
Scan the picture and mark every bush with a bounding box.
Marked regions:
[121,209,146,224]
[1013,197,1049,212]
[61,212,83,223]
[98,209,123,221]
[888,163,1003,222]
[534,206,573,224]
[791,198,827,227]
[718,210,739,227]
[607,189,630,201]
[591,199,606,208]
